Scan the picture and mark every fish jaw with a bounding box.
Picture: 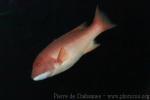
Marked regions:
[33,71,52,81]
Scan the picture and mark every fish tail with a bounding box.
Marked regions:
[91,5,115,31]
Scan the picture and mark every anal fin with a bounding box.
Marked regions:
[83,40,100,54]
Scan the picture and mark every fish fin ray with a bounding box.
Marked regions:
[83,40,100,54]
[57,47,69,64]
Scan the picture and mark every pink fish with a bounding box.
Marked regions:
[31,6,115,81]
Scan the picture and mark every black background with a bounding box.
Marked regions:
[0,0,150,100]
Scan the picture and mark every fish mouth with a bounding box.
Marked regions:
[32,71,53,81]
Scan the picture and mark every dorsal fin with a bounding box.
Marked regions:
[57,47,69,64]
[67,22,87,34]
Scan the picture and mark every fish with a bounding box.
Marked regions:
[31,6,115,81]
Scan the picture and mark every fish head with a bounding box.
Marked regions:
[31,55,58,81]
[32,47,69,81]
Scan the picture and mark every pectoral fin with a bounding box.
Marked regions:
[57,47,69,64]
[84,40,100,54]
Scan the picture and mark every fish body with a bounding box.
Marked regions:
[32,6,115,81]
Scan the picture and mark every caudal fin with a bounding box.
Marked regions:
[91,5,115,31]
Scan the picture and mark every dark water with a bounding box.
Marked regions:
[0,0,150,100]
